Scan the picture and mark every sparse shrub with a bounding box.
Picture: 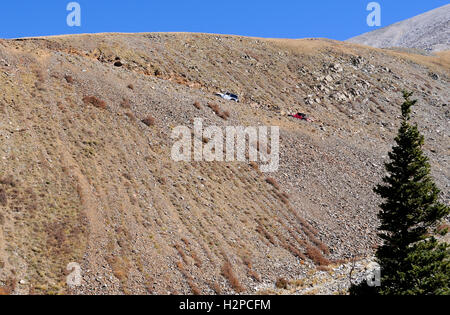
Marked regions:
[124,112,135,121]
[127,84,134,90]
[242,256,252,269]
[287,243,307,261]
[256,224,276,245]
[142,115,155,127]
[221,261,244,293]
[107,256,130,282]
[181,238,189,246]
[0,175,15,187]
[121,98,131,109]
[34,69,46,83]
[276,278,289,289]
[369,96,380,107]
[0,278,15,295]
[82,96,107,109]
[189,281,202,295]
[377,105,386,113]
[174,244,189,265]
[64,75,74,84]
[317,265,330,272]
[243,257,261,281]
[211,282,222,294]
[122,173,132,181]
[176,261,202,295]
[249,162,259,171]
[45,222,67,254]
[306,233,330,255]
[193,101,201,109]
[208,103,229,120]
[305,244,330,266]
[265,177,280,190]
[248,269,261,282]
[208,102,220,113]
[277,191,289,204]
[218,112,229,120]
[0,188,7,206]
[34,81,46,91]
[191,251,202,268]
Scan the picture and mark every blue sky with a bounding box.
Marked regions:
[0,1,448,40]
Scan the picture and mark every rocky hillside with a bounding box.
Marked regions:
[0,33,448,295]
[348,4,450,52]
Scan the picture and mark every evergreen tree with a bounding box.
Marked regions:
[351,92,449,295]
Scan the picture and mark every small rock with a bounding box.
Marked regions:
[429,72,439,80]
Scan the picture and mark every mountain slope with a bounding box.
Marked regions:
[0,33,448,294]
[348,4,450,52]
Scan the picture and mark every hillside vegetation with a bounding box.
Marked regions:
[0,33,448,294]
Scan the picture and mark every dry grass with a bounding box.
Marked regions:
[0,188,7,206]
[82,96,107,109]
[193,101,201,109]
[249,162,259,171]
[0,278,16,295]
[176,261,202,295]
[317,265,330,272]
[242,257,261,282]
[142,115,156,127]
[124,112,135,121]
[287,243,307,261]
[3,32,446,294]
[275,278,288,289]
[218,111,230,120]
[221,261,244,293]
[276,191,290,205]
[64,75,74,84]
[174,244,189,265]
[210,282,222,294]
[248,269,261,282]
[208,102,229,120]
[265,177,280,190]
[208,102,220,113]
[191,251,203,268]
[306,232,330,255]
[256,224,276,245]
[107,256,131,282]
[121,98,132,109]
[305,244,331,266]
